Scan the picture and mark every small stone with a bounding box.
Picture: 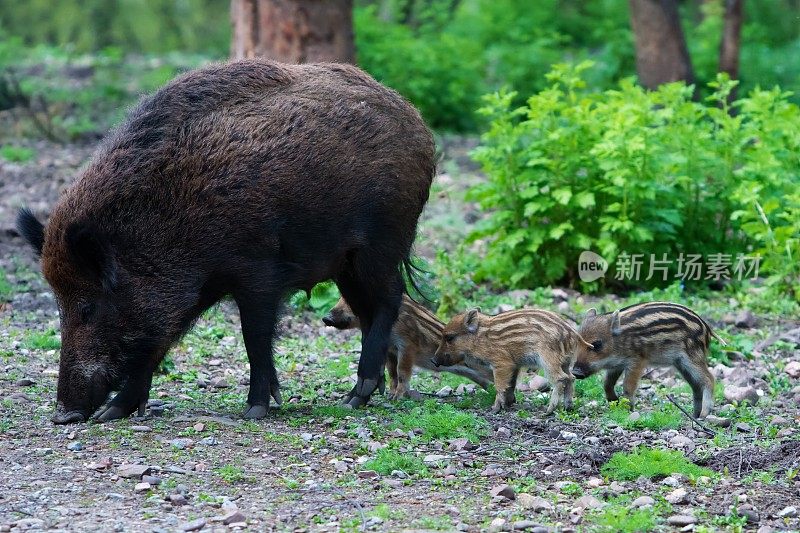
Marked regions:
[724,385,759,405]
[222,511,247,525]
[181,518,206,531]
[131,425,152,432]
[358,470,379,479]
[667,515,697,527]
[193,422,205,432]
[198,436,218,446]
[632,496,655,508]
[423,454,449,464]
[666,487,688,504]
[669,435,693,448]
[107,493,125,500]
[661,476,680,487]
[390,470,407,479]
[496,426,512,438]
[444,464,458,476]
[528,375,550,392]
[777,506,798,518]
[448,438,476,451]
[67,441,83,451]
[169,494,188,506]
[15,378,35,386]
[770,415,788,426]
[586,477,603,488]
[489,517,507,532]
[301,432,313,442]
[785,361,800,378]
[551,288,569,302]
[334,461,348,473]
[134,482,151,492]
[118,464,151,479]
[209,377,229,388]
[575,495,604,509]
[608,481,628,494]
[628,411,641,423]
[517,493,553,512]
[734,310,757,328]
[490,484,516,500]
[142,475,161,486]
[436,386,453,397]
[735,422,752,432]
[171,438,194,449]
[560,430,578,440]
[511,520,544,531]
[706,415,731,428]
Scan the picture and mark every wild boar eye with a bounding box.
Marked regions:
[445,334,456,343]
[79,302,96,322]
[591,340,603,351]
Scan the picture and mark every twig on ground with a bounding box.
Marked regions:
[666,394,715,437]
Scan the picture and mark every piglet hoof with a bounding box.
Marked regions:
[243,403,269,419]
[94,404,131,423]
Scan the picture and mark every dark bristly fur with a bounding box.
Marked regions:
[16,59,435,424]
[573,301,726,419]
[432,307,592,414]
[323,295,492,398]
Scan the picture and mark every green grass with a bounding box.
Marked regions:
[215,465,245,484]
[22,328,61,350]
[390,400,488,442]
[0,269,12,300]
[0,145,35,162]
[588,504,657,533]
[362,448,427,476]
[602,447,714,481]
[605,399,683,430]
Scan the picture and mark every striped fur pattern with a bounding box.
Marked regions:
[432,307,591,414]
[323,295,492,399]
[573,301,725,419]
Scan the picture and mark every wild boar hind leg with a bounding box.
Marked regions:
[337,267,403,408]
[235,294,282,419]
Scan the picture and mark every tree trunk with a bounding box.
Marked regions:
[231,0,355,64]
[719,0,744,103]
[628,0,695,90]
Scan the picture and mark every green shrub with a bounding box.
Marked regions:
[602,447,713,480]
[469,64,800,293]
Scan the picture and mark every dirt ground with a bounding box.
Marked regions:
[1,135,800,532]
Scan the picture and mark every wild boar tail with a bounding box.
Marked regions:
[401,256,433,303]
[708,326,728,346]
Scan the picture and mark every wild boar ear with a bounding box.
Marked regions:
[16,208,45,256]
[65,221,117,291]
[610,310,621,336]
[585,308,597,320]
[464,307,480,334]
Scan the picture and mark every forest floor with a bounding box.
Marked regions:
[1,63,800,533]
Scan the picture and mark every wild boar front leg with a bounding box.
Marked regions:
[504,367,520,407]
[95,360,158,422]
[621,358,647,411]
[236,295,281,419]
[604,367,624,402]
[392,345,418,399]
[491,361,517,413]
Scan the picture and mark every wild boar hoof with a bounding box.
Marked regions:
[344,396,367,409]
[51,410,86,424]
[243,404,269,419]
[354,377,380,397]
[270,388,283,407]
[95,404,131,422]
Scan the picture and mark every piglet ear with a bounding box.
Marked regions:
[464,307,480,334]
[16,208,45,256]
[65,221,117,291]
[585,308,597,320]
[610,310,621,336]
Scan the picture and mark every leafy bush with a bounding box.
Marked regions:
[469,63,800,295]
[0,145,35,162]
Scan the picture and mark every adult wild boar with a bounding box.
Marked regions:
[17,59,435,424]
